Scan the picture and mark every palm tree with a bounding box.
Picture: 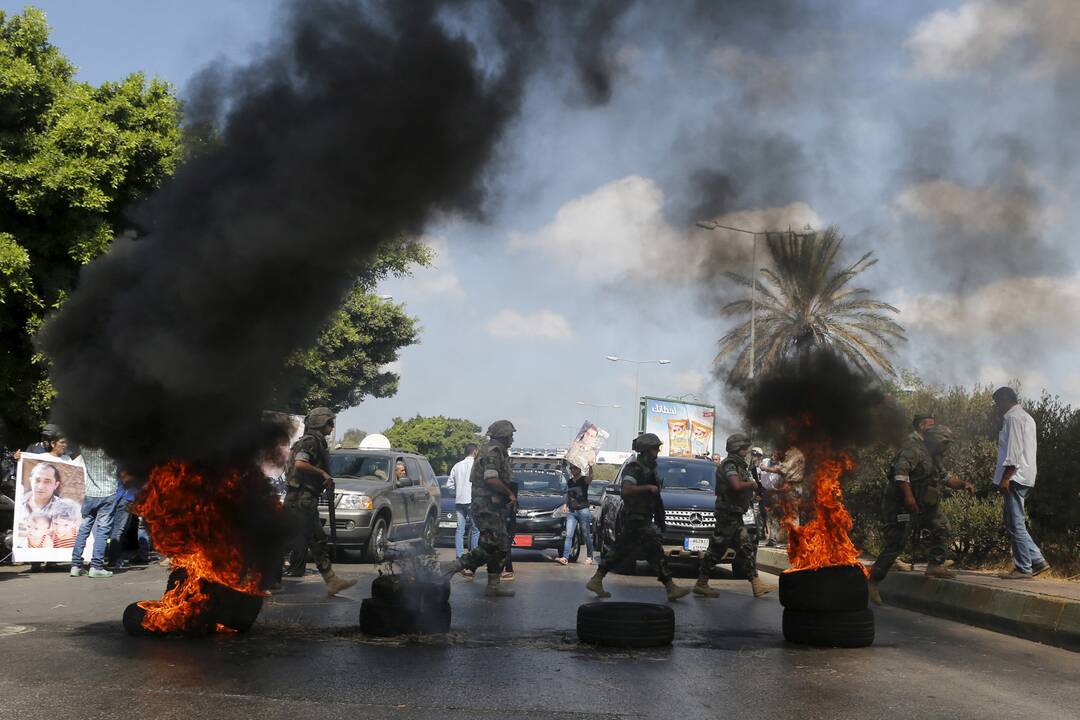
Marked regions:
[716,227,905,381]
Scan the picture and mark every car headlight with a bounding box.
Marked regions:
[337,494,373,510]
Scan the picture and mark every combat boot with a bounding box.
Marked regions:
[925,563,957,579]
[322,571,357,597]
[693,578,720,598]
[586,569,611,598]
[749,576,773,598]
[868,579,883,606]
[485,575,515,598]
[893,559,914,572]
[664,579,692,601]
[439,558,464,577]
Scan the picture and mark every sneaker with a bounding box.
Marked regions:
[88,568,113,578]
[69,566,86,577]
[501,571,515,581]
[998,569,1033,580]
[1032,562,1051,577]
[583,557,593,566]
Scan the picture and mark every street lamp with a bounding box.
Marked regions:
[605,356,671,435]
[696,220,762,379]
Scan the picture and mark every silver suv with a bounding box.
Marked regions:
[319,449,441,563]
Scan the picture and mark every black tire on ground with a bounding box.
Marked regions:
[359,597,406,637]
[371,575,450,606]
[208,584,264,633]
[782,608,875,648]
[122,602,152,636]
[370,574,405,604]
[577,602,674,648]
[363,516,390,564]
[410,600,451,635]
[778,565,869,612]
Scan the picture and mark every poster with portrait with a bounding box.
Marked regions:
[565,420,609,471]
[12,453,87,563]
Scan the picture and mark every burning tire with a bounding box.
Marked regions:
[576,602,674,648]
[359,597,451,636]
[371,574,450,606]
[782,608,875,648]
[778,565,868,613]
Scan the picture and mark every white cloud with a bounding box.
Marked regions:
[411,235,464,298]
[906,0,1080,79]
[484,309,574,341]
[510,175,821,282]
[978,365,1049,395]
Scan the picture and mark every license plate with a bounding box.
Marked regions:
[684,537,710,552]
[513,534,534,548]
[438,521,456,528]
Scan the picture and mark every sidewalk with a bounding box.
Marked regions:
[756,546,1080,652]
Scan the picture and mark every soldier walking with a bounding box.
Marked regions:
[695,433,773,599]
[281,407,356,597]
[868,424,975,604]
[441,420,518,598]
[585,433,692,602]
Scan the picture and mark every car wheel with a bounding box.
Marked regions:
[363,516,389,564]
[422,512,437,551]
[778,565,869,613]
[577,601,674,648]
[782,608,875,648]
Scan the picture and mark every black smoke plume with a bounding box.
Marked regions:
[38,0,614,472]
[741,349,907,450]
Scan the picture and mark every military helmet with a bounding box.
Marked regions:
[41,423,63,440]
[631,433,663,452]
[923,424,955,447]
[725,432,752,453]
[304,407,336,430]
[487,419,516,438]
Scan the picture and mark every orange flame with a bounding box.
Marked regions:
[133,462,269,633]
[781,446,868,576]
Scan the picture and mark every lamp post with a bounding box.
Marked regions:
[604,356,671,435]
[695,221,762,379]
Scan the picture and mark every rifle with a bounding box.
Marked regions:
[326,479,338,562]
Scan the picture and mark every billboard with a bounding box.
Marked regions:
[638,397,716,458]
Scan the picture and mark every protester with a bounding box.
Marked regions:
[750,447,766,543]
[773,443,805,522]
[557,463,594,565]
[70,448,119,578]
[992,387,1050,579]
[108,469,152,568]
[23,424,66,456]
[758,449,784,546]
[446,444,480,575]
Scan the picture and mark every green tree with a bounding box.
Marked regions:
[716,227,906,381]
[340,428,367,449]
[0,8,182,444]
[383,415,482,474]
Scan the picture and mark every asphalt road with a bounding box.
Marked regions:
[0,550,1076,720]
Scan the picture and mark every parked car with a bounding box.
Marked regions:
[593,455,757,575]
[435,475,468,547]
[318,449,441,563]
[510,468,581,561]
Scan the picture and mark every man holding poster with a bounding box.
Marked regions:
[14,453,86,564]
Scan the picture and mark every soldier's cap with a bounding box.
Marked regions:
[725,433,752,452]
[923,424,955,446]
[751,446,764,456]
[912,413,934,429]
[304,407,336,429]
[487,419,516,438]
[632,433,663,452]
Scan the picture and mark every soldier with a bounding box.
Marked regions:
[585,433,692,602]
[695,433,773,599]
[281,407,356,596]
[441,420,518,597]
[868,424,975,605]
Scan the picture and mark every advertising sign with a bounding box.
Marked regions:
[564,420,610,470]
[638,397,716,458]
[12,453,88,563]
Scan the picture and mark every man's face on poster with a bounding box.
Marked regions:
[30,465,60,503]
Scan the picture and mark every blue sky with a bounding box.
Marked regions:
[9,1,1080,449]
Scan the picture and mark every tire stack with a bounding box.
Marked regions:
[778,565,874,648]
[359,573,451,637]
[576,602,675,648]
[123,568,264,636]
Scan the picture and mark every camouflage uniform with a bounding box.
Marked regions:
[457,439,512,574]
[870,431,951,582]
[699,453,758,581]
[282,429,332,574]
[598,455,673,583]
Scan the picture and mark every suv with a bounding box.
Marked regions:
[593,455,757,574]
[435,475,468,547]
[319,449,441,563]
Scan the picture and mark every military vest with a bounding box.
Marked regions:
[715,453,753,514]
[285,430,329,489]
[470,440,511,501]
[621,459,661,517]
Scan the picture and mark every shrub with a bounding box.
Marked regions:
[941,493,1009,565]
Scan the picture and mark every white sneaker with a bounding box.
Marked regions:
[88,568,113,578]
[69,566,86,577]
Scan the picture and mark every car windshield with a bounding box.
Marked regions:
[515,470,567,495]
[587,481,609,501]
[656,458,716,491]
[329,454,391,481]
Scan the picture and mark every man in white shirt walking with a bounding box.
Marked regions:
[992,387,1050,579]
[446,444,481,573]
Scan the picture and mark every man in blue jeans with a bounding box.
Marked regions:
[446,445,481,576]
[109,470,151,568]
[70,448,119,578]
[557,464,594,565]
[992,387,1050,579]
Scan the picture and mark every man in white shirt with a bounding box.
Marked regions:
[446,444,480,570]
[992,387,1049,579]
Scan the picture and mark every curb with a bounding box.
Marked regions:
[756,547,1080,652]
